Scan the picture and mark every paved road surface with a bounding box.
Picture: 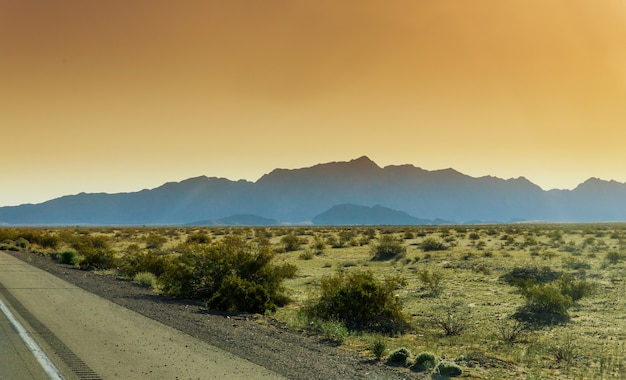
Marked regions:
[0,300,52,380]
[0,251,284,379]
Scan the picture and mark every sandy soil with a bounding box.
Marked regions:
[7,250,414,379]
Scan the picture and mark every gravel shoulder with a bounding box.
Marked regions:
[8,250,414,379]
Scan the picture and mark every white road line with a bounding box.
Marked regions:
[0,298,65,380]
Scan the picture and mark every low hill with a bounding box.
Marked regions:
[185,214,277,226]
[312,204,447,225]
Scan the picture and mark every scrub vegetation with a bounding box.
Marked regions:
[2,224,626,379]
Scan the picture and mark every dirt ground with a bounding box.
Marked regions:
[9,250,414,379]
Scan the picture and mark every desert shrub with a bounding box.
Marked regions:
[562,258,591,270]
[158,237,296,313]
[501,266,561,285]
[121,250,168,277]
[557,274,595,303]
[208,274,272,314]
[281,234,303,252]
[36,233,60,249]
[133,272,157,288]
[0,240,20,251]
[508,268,595,325]
[78,248,118,270]
[15,237,30,249]
[312,320,349,344]
[371,235,406,260]
[412,351,437,372]
[417,268,444,296]
[550,332,577,371]
[421,238,447,252]
[435,361,463,377]
[338,230,357,246]
[369,336,387,360]
[70,234,110,253]
[185,232,211,245]
[514,283,571,323]
[303,269,408,333]
[606,251,622,264]
[145,233,167,249]
[299,250,315,260]
[429,301,470,336]
[387,347,412,365]
[59,250,80,265]
[493,318,528,344]
[310,236,326,254]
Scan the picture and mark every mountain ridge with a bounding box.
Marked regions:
[2,156,626,225]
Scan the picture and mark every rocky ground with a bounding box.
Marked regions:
[9,250,415,380]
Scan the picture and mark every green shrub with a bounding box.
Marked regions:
[417,268,444,296]
[0,241,20,251]
[412,351,437,372]
[421,238,447,252]
[59,250,80,266]
[312,320,349,344]
[37,233,60,249]
[145,233,167,249]
[78,248,118,270]
[514,283,571,323]
[15,237,30,249]
[557,274,595,303]
[281,234,303,252]
[185,232,211,245]
[606,251,622,264]
[371,235,406,260]
[121,250,168,277]
[133,272,157,288]
[158,237,296,314]
[430,301,470,336]
[562,258,591,270]
[299,250,315,260]
[435,361,463,377]
[303,269,408,333]
[493,318,528,344]
[369,336,387,360]
[310,236,326,254]
[501,266,561,285]
[208,274,272,314]
[387,347,412,365]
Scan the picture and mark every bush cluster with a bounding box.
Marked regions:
[412,351,437,372]
[371,235,406,260]
[303,269,408,333]
[508,267,595,323]
[159,237,296,314]
[421,238,447,252]
[387,347,412,365]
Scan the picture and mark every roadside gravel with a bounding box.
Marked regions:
[9,250,415,380]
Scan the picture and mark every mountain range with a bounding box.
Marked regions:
[2,156,626,225]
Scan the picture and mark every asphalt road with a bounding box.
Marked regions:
[0,299,52,380]
[0,251,284,379]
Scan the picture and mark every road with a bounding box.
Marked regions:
[0,299,53,380]
[0,251,284,379]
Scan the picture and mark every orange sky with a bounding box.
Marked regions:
[2,1,626,206]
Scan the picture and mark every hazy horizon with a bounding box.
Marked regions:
[2,1,626,206]
[0,155,620,207]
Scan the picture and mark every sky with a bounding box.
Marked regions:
[2,1,626,206]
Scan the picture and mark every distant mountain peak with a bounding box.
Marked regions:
[350,155,377,165]
[5,156,626,225]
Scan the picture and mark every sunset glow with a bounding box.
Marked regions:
[2,1,626,206]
